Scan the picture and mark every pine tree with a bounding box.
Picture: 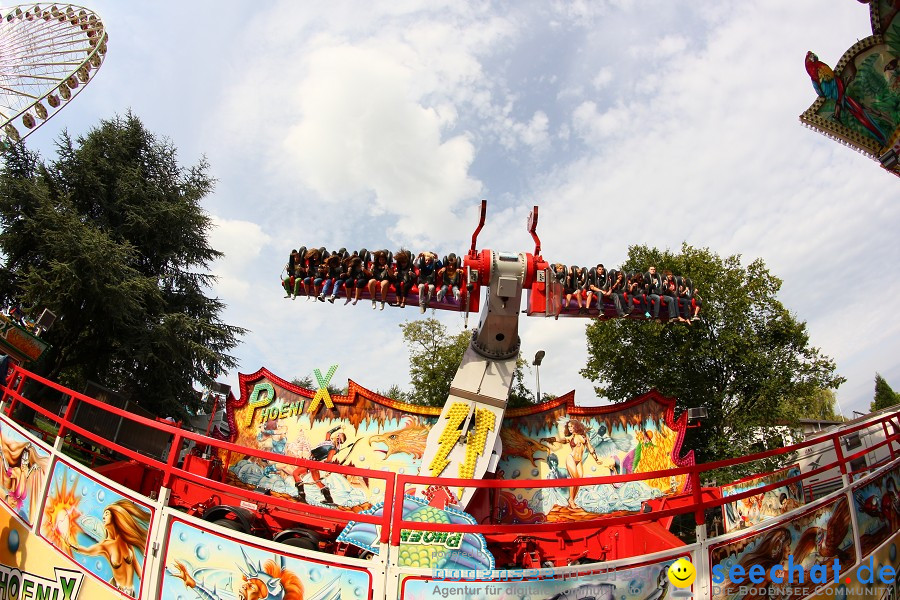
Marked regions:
[871,373,900,412]
[0,113,245,417]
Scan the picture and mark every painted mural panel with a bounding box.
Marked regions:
[709,495,856,600]
[801,530,900,600]
[39,460,153,598]
[854,463,900,557]
[800,0,900,176]
[497,402,692,523]
[720,464,804,532]
[0,415,50,526]
[160,517,371,600]
[400,554,685,600]
[224,373,439,510]
[0,502,128,600]
[224,369,693,523]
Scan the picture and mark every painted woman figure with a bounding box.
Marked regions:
[541,420,598,509]
[0,428,48,521]
[67,499,151,597]
[4,444,37,511]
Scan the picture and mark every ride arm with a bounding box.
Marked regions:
[418,249,534,508]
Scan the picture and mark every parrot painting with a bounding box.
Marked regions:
[805,51,887,145]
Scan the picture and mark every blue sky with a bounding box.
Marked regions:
[18,1,900,418]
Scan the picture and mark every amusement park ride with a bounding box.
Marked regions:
[0,2,898,600]
[801,0,900,176]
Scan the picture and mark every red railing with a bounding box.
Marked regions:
[0,364,395,540]
[2,363,899,551]
[386,410,900,545]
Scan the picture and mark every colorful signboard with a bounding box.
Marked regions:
[160,517,371,600]
[338,494,494,569]
[0,502,122,599]
[223,368,694,522]
[800,0,900,177]
[720,464,804,532]
[853,463,900,556]
[709,495,856,600]
[40,460,154,598]
[0,313,47,362]
[0,415,50,526]
[801,531,900,600]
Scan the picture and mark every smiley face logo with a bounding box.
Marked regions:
[667,557,696,588]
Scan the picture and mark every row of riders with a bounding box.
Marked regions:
[281,248,702,322]
[553,263,702,323]
[282,247,463,312]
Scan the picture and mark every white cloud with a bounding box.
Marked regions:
[208,216,273,299]
[592,67,613,90]
[279,42,482,238]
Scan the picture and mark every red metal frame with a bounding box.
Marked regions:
[3,363,899,561]
[1,365,395,540]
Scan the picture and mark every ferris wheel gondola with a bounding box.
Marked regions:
[0,3,107,147]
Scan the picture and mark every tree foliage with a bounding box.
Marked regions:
[871,373,900,412]
[580,243,844,467]
[398,318,535,408]
[778,387,842,423]
[0,113,245,417]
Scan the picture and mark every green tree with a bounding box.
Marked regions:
[778,388,843,423]
[871,373,900,412]
[580,243,844,468]
[378,383,407,402]
[400,318,470,407]
[399,318,535,408]
[0,113,245,417]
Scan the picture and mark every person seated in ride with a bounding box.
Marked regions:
[416,251,441,313]
[684,276,702,321]
[626,271,650,318]
[393,249,415,309]
[299,248,324,300]
[436,253,463,304]
[663,270,690,323]
[582,263,602,312]
[674,275,694,324]
[367,250,394,310]
[574,265,593,314]
[549,263,567,319]
[644,265,671,321]
[342,255,371,305]
[609,269,628,316]
[551,263,567,285]
[317,254,344,303]
[587,264,626,318]
[565,265,586,314]
[282,249,299,298]
[311,261,330,302]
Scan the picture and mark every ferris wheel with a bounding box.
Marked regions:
[0,3,107,147]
